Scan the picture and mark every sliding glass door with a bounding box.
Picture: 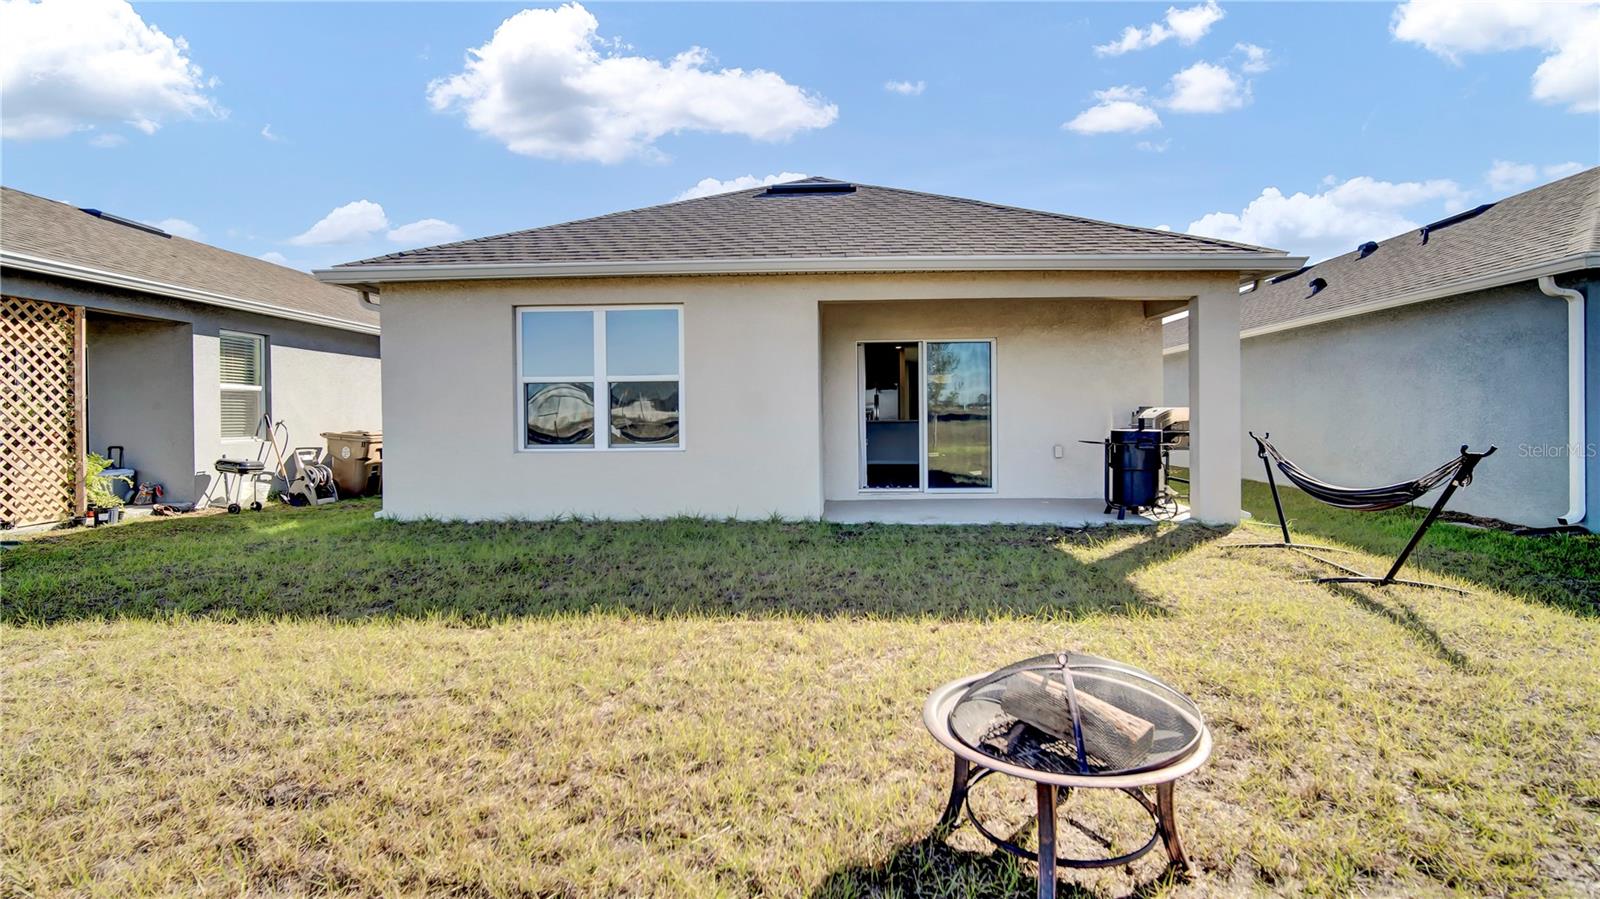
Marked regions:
[859,339,993,492]
[925,341,993,489]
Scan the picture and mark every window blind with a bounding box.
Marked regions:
[220,333,262,386]
[220,332,265,439]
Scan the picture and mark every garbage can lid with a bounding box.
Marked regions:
[320,430,381,440]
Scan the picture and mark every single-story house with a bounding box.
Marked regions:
[316,177,1303,525]
[0,186,381,527]
[1164,166,1598,532]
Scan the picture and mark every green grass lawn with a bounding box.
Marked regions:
[3,491,1597,898]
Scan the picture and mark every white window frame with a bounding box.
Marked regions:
[515,305,684,453]
[219,329,267,442]
[856,337,996,494]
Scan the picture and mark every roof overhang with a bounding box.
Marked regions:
[1163,252,1600,355]
[2,250,380,335]
[314,252,1308,293]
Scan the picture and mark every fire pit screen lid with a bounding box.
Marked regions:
[947,652,1204,777]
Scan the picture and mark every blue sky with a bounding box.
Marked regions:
[2,0,1596,269]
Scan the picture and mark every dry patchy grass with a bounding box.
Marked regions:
[2,500,1598,897]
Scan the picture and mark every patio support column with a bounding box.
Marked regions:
[1186,286,1242,524]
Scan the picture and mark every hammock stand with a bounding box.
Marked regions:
[1237,431,1496,593]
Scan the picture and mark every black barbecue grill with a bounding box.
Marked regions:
[1081,407,1187,519]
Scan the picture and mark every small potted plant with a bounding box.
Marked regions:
[83,452,133,526]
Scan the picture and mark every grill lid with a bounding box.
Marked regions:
[947,652,1204,776]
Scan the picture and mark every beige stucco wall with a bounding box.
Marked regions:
[378,270,1236,521]
[378,276,823,520]
[819,298,1162,501]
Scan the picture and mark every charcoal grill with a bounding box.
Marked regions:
[923,653,1212,899]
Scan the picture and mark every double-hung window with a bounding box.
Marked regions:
[219,330,266,439]
[517,306,682,450]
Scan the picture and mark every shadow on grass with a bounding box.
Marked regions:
[809,831,1187,899]
[1321,583,1474,671]
[2,500,1226,625]
[1232,479,1599,616]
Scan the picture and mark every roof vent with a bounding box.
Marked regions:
[1419,203,1494,244]
[1269,266,1310,284]
[79,207,171,238]
[1308,277,1328,296]
[1357,241,1379,258]
[763,180,856,196]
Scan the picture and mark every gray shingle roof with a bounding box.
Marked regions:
[1,187,377,331]
[1165,167,1600,348]
[331,176,1284,270]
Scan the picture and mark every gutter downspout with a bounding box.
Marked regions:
[357,289,380,311]
[1538,275,1586,527]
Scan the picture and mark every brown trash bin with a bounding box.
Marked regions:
[320,430,382,497]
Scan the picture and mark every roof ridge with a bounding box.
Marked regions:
[345,176,830,266]
[843,179,1286,255]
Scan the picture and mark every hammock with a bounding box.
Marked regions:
[1237,431,1496,592]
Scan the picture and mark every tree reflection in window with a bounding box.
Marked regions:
[525,382,595,446]
[609,381,679,446]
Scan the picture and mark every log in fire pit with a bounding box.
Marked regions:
[923,652,1212,899]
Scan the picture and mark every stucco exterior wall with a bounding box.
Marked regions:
[378,277,823,520]
[85,314,195,500]
[819,298,1160,501]
[1164,282,1569,527]
[378,270,1228,521]
[1,270,381,506]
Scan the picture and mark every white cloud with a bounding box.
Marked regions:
[1136,139,1172,153]
[87,132,126,148]
[1542,161,1588,180]
[1235,42,1271,74]
[674,172,809,201]
[1095,1,1224,56]
[426,3,837,163]
[260,123,283,142]
[148,217,200,240]
[258,251,290,266]
[0,0,220,140]
[386,218,463,244]
[289,200,389,246]
[1391,0,1599,113]
[1164,61,1248,113]
[1186,175,1469,261]
[1064,86,1162,135]
[884,79,926,96]
[1485,159,1587,192]
[1154,224,1173,232]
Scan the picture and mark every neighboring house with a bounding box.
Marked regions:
[1164,168,1599,531]
[0,186,381,527]
[316,177,1302,524]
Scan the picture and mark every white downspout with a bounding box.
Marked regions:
[1538,275,1586,527]
[357,289,380,310]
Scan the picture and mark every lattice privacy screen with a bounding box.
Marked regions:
[1,295,83,527]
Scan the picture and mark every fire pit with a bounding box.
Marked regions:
[923,653,1212,899]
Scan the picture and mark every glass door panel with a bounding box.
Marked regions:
[926,341,992,489]
[861,342,920,489]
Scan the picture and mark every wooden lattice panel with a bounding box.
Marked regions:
[1,295,81,527]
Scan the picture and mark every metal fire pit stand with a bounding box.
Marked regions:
[924,676,1213,899]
